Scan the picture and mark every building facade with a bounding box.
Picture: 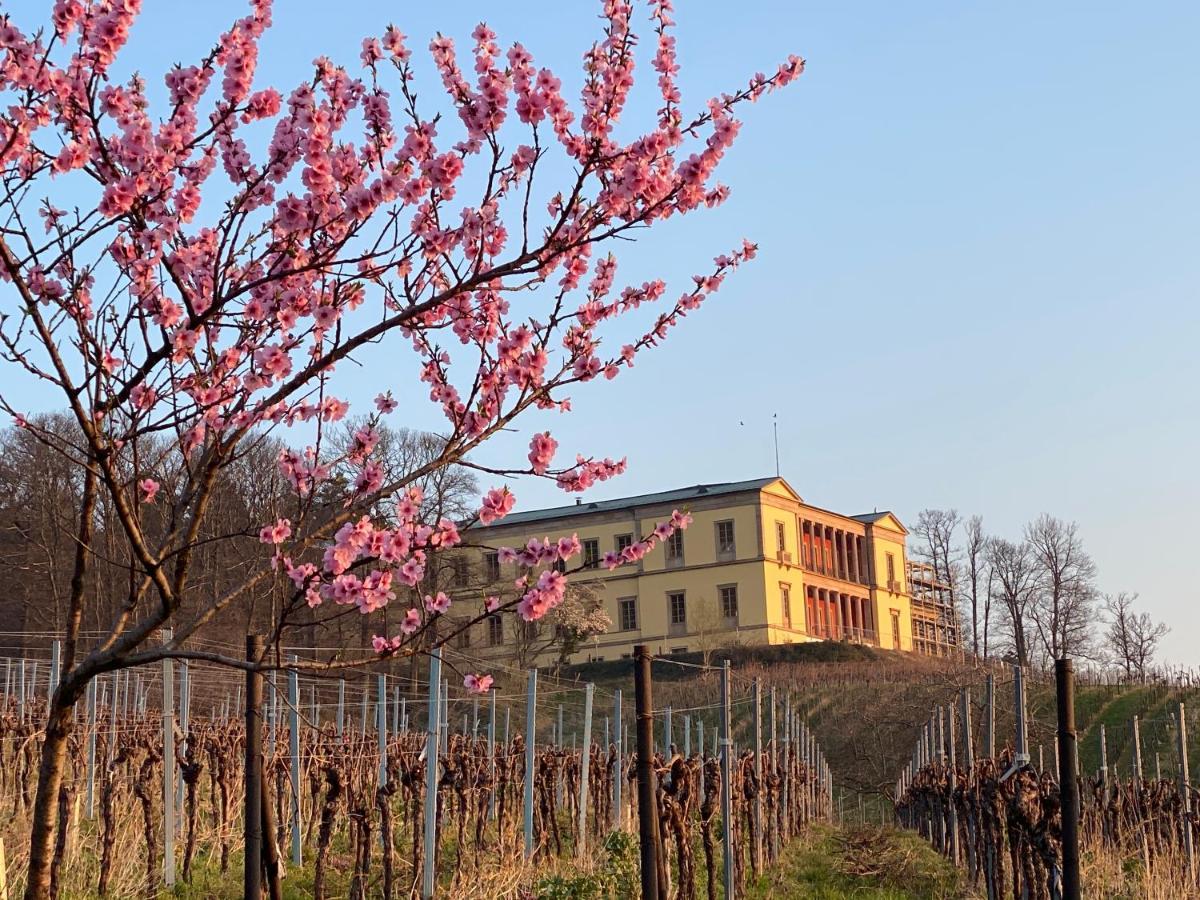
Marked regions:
[458,477,952,664]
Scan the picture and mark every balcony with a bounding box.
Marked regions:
[807,625,878,646]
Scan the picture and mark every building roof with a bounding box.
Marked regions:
[478,477,782,530]
[850,511,893,524]
[850,510,907,533]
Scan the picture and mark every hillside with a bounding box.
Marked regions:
[538,643,1195,818]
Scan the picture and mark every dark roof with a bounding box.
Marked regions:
[851,511,897,524]
[478,477,780,530]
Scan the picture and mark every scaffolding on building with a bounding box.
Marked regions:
[906,560,961,658]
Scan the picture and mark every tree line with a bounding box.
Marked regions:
[909,509,1169,677]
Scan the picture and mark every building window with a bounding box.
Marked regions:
[715,520,736,559]
[553,558,567,574]
[485,552,500,582]
[451,556,470,586]
[780,583,792,629]
[582,538,600,569]
[668,591,687,626]
[616,533,633,556]
[886,553,897,591]
[719,584,739,622]
[456,626,471,649]
[775,521,787,553]
[890,609,901,650]
[488,615,504,646]
[619,597,638,631]
[801,522,813,569]
[666,529,684,566]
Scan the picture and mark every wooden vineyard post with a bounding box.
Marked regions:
[947,702,959,865]
[985,673,996,759]
[1055,659,1080,900]
[1178,702,1195,885]
[422,648,443,899]
[523,668,538,858]
[633,646,660,900]
[961,688,978,883]
[577,682,594,856]
[245,635,265,900]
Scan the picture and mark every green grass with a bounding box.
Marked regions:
[745,825,973,899]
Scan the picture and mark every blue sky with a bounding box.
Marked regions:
[9,1,1200,662]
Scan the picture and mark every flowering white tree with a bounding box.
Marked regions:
[0,0,802,893]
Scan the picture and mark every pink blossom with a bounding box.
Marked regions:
[463,673,494,694]
[275,195,308,233]
[478,486,515,525]
[259,518,292,544]
[528,431,558,474]
[424,591,451,614]
[138,478,160,503]
[374,391,398,413]
[400,607,422,634]
[484,595,501,612]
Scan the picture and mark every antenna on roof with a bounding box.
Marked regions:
[773,413,780,477]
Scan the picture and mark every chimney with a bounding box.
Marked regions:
[576,498,582,505]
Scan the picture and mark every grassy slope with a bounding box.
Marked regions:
[745,825,972,900]
[558,644,1198,798]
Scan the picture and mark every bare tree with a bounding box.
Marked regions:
[911,508,961,591]
[1103,592,1168,681]
[987,538,1038,667]
[1025,514,1097,662]
[961,515,988,658]
[691,594,737,669]
[506,580,609,672]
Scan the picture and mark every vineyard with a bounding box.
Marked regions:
[0,640,834,899]
[895,664,1200,899]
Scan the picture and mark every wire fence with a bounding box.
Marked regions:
[0,638,835,899]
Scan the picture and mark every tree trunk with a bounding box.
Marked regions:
[24,690,78,900]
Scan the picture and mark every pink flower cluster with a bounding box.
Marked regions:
[478,486,516,525]
[602,510,692,569]
[0,0,803,682]
[463,673,494,694]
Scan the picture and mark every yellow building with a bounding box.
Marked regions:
[457,477,945,664]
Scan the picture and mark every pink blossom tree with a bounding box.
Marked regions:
[0,0,802,893]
